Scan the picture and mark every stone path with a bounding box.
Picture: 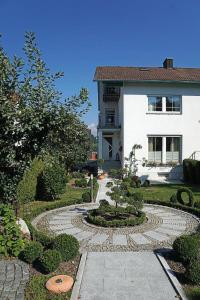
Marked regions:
[78,252,178,300]
[35,202,199,252]
[0,260,29,300]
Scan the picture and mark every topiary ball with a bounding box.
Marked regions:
[52,234,79,261]
[185,261,200,285]
[39,249,62,273]
[173,235,200,264]
[21,241,43,264]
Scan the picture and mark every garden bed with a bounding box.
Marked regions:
[87,206,146,227]
[164,251,200,300]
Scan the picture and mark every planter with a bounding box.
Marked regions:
[46,275,74,294]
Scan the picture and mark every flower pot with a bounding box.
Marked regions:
[98,174,105,180]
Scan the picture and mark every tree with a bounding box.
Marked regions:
[0,32,91,202]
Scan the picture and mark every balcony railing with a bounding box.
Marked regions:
[103,87,120,102]
[98,114,121,129]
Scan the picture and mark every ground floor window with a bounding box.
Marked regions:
[148,136,181,164]
[148,137,162,162]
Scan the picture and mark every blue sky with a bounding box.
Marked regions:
[1,0,200,135]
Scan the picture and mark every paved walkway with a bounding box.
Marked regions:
[78,252,178,300]
[34,178,199,252]
[0,260,29,300]
[33,178,199,299]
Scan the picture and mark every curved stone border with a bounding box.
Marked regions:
[33,202,199,252]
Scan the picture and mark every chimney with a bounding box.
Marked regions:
[163,58,173,69]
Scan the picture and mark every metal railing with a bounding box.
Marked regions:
[189,151,200,160]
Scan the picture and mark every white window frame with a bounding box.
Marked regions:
[147,95,182,114]
[148,135,182,164]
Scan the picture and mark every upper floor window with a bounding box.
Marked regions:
[148,96,162,111]
[166,96,181,112]
[148,95,181,113]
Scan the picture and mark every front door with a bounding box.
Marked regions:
[102,136,113,160]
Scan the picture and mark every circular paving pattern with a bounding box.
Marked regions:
[33,202,199,252]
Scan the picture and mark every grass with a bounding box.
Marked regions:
[140,184,200,203]
[185,286,200,300]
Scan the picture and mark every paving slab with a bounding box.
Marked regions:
[144,230,170,242]
[129,233,151,245]
[88,234,109,244]
[112,234,127,245]
[78,252,178,300]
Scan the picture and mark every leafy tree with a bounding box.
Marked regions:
[0,32,91,202]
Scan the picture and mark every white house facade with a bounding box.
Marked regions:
[94,59,200,181]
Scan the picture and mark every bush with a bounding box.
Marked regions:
[71,171,85,178]
[185,261,200,285]
[17,157,44,203]
[74,178,88,188]
[82,191,91,202]
[120,181,130,190]
[133,192,143,202]
[106,181,113,188]
[52,234,79,261]
[173,235,200,264]
[176,187,194,207]
[21,241,43,264]
[27,222,53,248]
[0,204,25,257]
[0,171,18,203]
[37,162,66,200]
[99,199,110,206]
[183,159,200,184]
[39,249,62,273]
[170,193,177,203]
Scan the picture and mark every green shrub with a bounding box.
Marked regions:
[185,262,200,284]
[177,187,194,207]
[27,222,53,248]
[0,204,25,257]
[17,157,44,203]
[0,171,18,203]
[39,249,62,273]
[82,191,91,202]
[133,192,143,202]
[74,178,87,188]
[106,181,113,188]
[37,163,66,200]
[52,234,79,261]
[170,193,177,203]
[21,241,43,264]
[71,171,85,178]
[173,235,200,264]
[183,159,200,184]
[120,181,130,190]
[99,199,110,206]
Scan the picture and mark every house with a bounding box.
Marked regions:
[94,58,200,181]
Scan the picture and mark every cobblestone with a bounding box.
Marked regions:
[0,260,29,300]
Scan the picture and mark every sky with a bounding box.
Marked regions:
[1,0,200,135]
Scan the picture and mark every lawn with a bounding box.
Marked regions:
[140,184,200,204]
[185,286,200,300]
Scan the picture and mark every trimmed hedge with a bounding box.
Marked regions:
[183,159,200,184]
[87,209,146,227]
[21,241,43,264]
[17,158,44,203]
[177,187,194,207]
[74,178,88,188]
[173,235,200,264]
[52,234,79,261]
[185,262,200,285]
[37,163,66,200]
[38,249,62,273]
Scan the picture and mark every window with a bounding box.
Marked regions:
[166,137,180,162]
[148,137,162,162]
[148,96,162,111]
[166,96,181,112]
[148,95,181,112]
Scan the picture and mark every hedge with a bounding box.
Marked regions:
[17,158,44,203]
[183,159,200,184]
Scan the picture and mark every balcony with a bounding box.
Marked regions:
[103,86,120,102]
[98,113,121,130]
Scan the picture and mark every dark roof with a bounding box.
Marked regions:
[94,66,200,83]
